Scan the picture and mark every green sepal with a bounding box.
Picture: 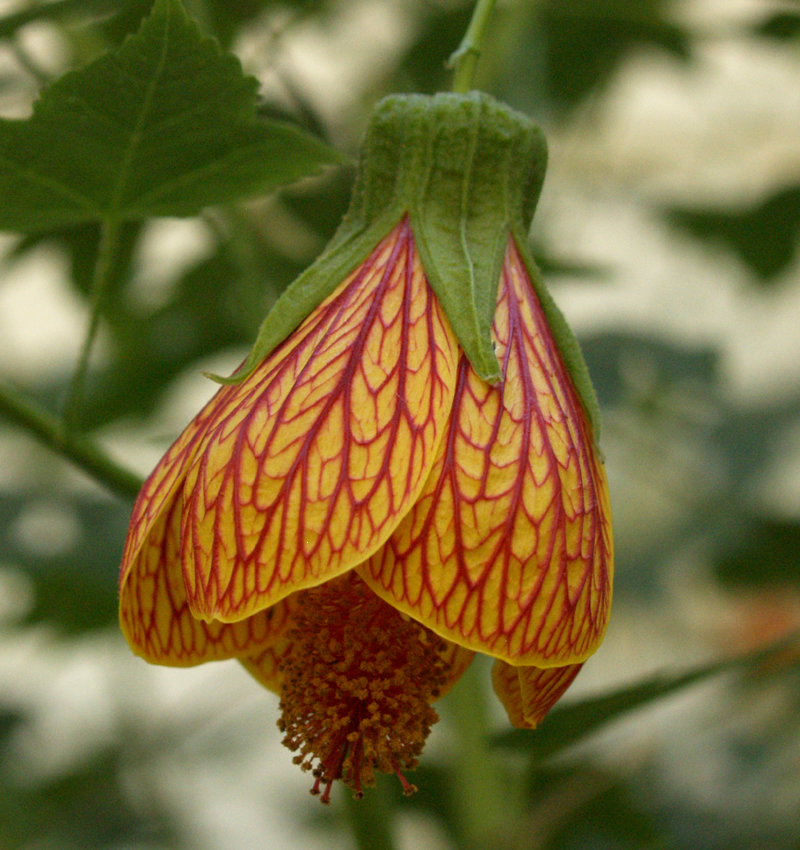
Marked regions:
[355,92,548,384]
[217,92,600,441]
[218,92,545,385]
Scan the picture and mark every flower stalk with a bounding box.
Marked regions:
[64,217,122,434]
[344,774,398,850]
[448,0,500,94]
[444,660,510,849]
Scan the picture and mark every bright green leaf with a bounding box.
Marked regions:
[0,0,341,232]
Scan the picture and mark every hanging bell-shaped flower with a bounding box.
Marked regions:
[118,92,613,803]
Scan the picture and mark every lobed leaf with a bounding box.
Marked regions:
[0,0,340,232]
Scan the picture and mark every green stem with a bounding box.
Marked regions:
[343,774,398,850]
[448,0,499,93]
[64,217,122,434]
[0,379,143,499]
[443,659,509,849]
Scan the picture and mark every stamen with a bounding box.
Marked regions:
[393,764,418,797]
[277,572,449,802]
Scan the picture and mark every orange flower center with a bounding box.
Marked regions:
[277,572,448,803]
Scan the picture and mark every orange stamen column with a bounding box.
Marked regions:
[277,573,450,802]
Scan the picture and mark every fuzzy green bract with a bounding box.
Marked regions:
[227,92,602,440]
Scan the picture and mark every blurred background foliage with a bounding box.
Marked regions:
[1,0,799,848]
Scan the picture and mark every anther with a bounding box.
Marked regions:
[393,764,418,797]
[277,572,448,803]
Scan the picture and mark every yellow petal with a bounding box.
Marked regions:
[181,219,459,622]
[119,386,231,593]
[359,236,613,665]
[240,638,291,694]
[119,384,289,663]
[120,485,296,665]
[492,659,583,728]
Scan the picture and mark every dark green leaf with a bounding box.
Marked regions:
[78,244,298,425]
[0,0,341,232]
[0,748,180,849]
[391,5,473,95]
[537,0,691,112]
[755,13,800,42]
[533,770,662,850]
[0,492,131,633]
[530,245,610,280]
[716,518,800,588]
[667,186,800,282]
[0,710,23,753]
[10,220,142,302]
[280,165,355,247]
[94,0,154,44]
[579,331,720,409]
[492,635,800,761]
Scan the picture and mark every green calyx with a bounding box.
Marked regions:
[352,92,547,384]
[220,92,600,439]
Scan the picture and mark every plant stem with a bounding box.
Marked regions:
[342,774,398,850]
[443,659,509,849]
[64,217,121,434]
[0,379,143,499]
[448,0,499,93]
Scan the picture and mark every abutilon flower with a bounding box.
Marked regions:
[119,93,613,803]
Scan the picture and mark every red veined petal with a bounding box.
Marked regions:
[492,660,583,728]
[119,382,286,663]
[181,219,459,622]
[241,638,291,694]
[359,235,613,665]
[119,386,233,592]
[120,485,295,665]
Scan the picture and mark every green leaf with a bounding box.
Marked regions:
[667,185,800,283]
[492,633,800,761]
[0,0,341,232]
[716,518,800,589]
[755,12,800,42]
[579,332,720,409]
[0,747,180,849]
[537,0,691,112]
[0,491,133,633]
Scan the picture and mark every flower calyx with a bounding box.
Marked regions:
[219,94,540,379]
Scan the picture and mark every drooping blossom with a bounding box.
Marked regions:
[119,93,613,803]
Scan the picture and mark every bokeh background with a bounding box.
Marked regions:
[1,0,800,847]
